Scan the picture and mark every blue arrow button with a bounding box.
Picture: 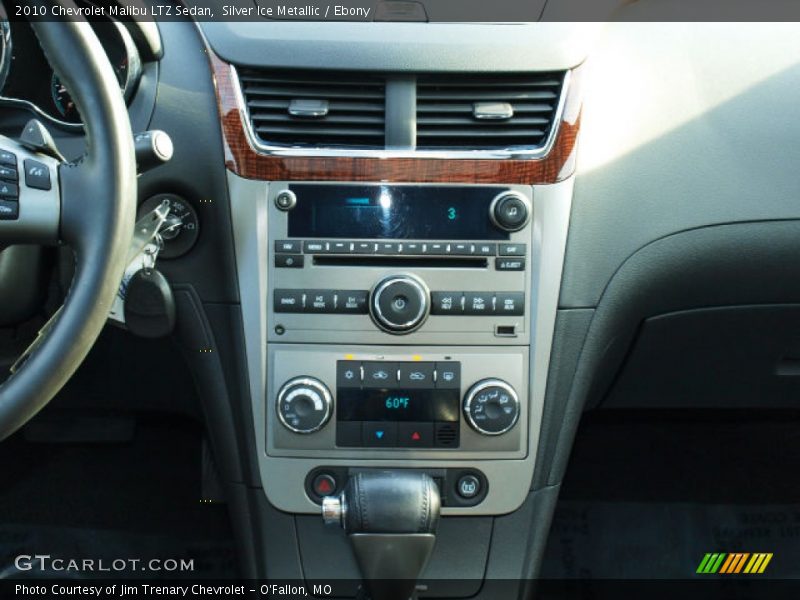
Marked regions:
[375,430,385,439]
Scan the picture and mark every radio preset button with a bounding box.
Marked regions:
[435,362,461,389]
[363,422,398,447]
[464,292,494,315]
[431,292,464,315]
[329,241,353,253]
[496,258,526,271]
[377,242,401,254]
[498,243,526,256]
[495,292,524,316]
[354,242,377,254]
[305,290,335,313]
[451,242,472,255]
[423,242,447,255]
[275,254,304,268]
[363,362,398,387]
[275,240,301,254]
[401,242,423,255]
[398,362,435,388]
[335,290,368,314]
[274,289,305,312]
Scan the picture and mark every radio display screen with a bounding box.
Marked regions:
[287,184,510,240]
[337,388,460,423]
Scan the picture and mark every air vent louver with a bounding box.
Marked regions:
[416,73,564,150]
[239,68,386,149]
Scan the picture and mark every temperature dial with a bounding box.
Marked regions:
[277,377,333,434]
[463,379,520,436]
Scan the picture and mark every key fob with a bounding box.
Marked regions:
[124,268,176,338]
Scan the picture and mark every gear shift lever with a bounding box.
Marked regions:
[323,471,441,600]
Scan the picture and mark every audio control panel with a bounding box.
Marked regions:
[266,182,533,345]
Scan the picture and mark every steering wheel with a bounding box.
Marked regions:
[0,13,136,439]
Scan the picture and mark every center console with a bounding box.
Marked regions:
[228,175,573,516]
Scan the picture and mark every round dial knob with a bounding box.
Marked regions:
[276,377,333,434]
[490,191,531,232]
[463,379,520,436]
[369,275,430,334]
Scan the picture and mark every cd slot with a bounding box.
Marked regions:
[314,256,488,269]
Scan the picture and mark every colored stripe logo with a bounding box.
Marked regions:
[696,553,773,574]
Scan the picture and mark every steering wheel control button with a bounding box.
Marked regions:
[0,181,18,198]
[496,258,526,272]
[456,474,481,499]
[274,289,305,313]
[363,421,398,447]
[397,422,433,447]
[20,119,64,161]
[431,292,464,315]
[463,379,520,436]
[0,199,19,220]
[495,292,525,316]
[490,191,532,232]
[0,166,17,181]
[275,254,304,268]
[370,275,430,333]
[464,292,493,315]
[435,362,461,389]
[0,150,16,166]
[398,362,435,388]
[276,377,333,434]
[275,189,297,211]
[275,240,301,253]
[363,361,398,388]
[24,160,51,190]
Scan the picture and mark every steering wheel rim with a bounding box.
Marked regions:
[0,8,137,439]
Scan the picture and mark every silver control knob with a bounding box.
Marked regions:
[276,377,333,434]
[322,495,346,526]
[489,191,532,232]
[463,379,520,436]
[369,274,430,334]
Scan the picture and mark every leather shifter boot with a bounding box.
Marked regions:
[323,471,441,600]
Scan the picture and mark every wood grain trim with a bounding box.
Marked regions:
[209,52,581,184]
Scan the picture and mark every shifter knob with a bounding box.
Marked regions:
[323,471,441,600]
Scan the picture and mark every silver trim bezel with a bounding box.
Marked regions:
[276,376,334,434]
[463,378,520,436]
[231,66,571,161]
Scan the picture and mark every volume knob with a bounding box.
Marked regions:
[277,377,333,434]
[463,379,520,436]
[369,275,430,334]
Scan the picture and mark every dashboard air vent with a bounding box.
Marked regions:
[238,68,386,149]
[416,73,565,150]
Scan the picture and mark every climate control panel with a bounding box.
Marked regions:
[267,346,528,460]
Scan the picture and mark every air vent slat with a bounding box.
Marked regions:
[416,72,565,150]
[239,67,385,149]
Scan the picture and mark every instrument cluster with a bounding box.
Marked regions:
[0,6,141,127]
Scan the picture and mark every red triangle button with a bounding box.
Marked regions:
[411,432,421,441]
